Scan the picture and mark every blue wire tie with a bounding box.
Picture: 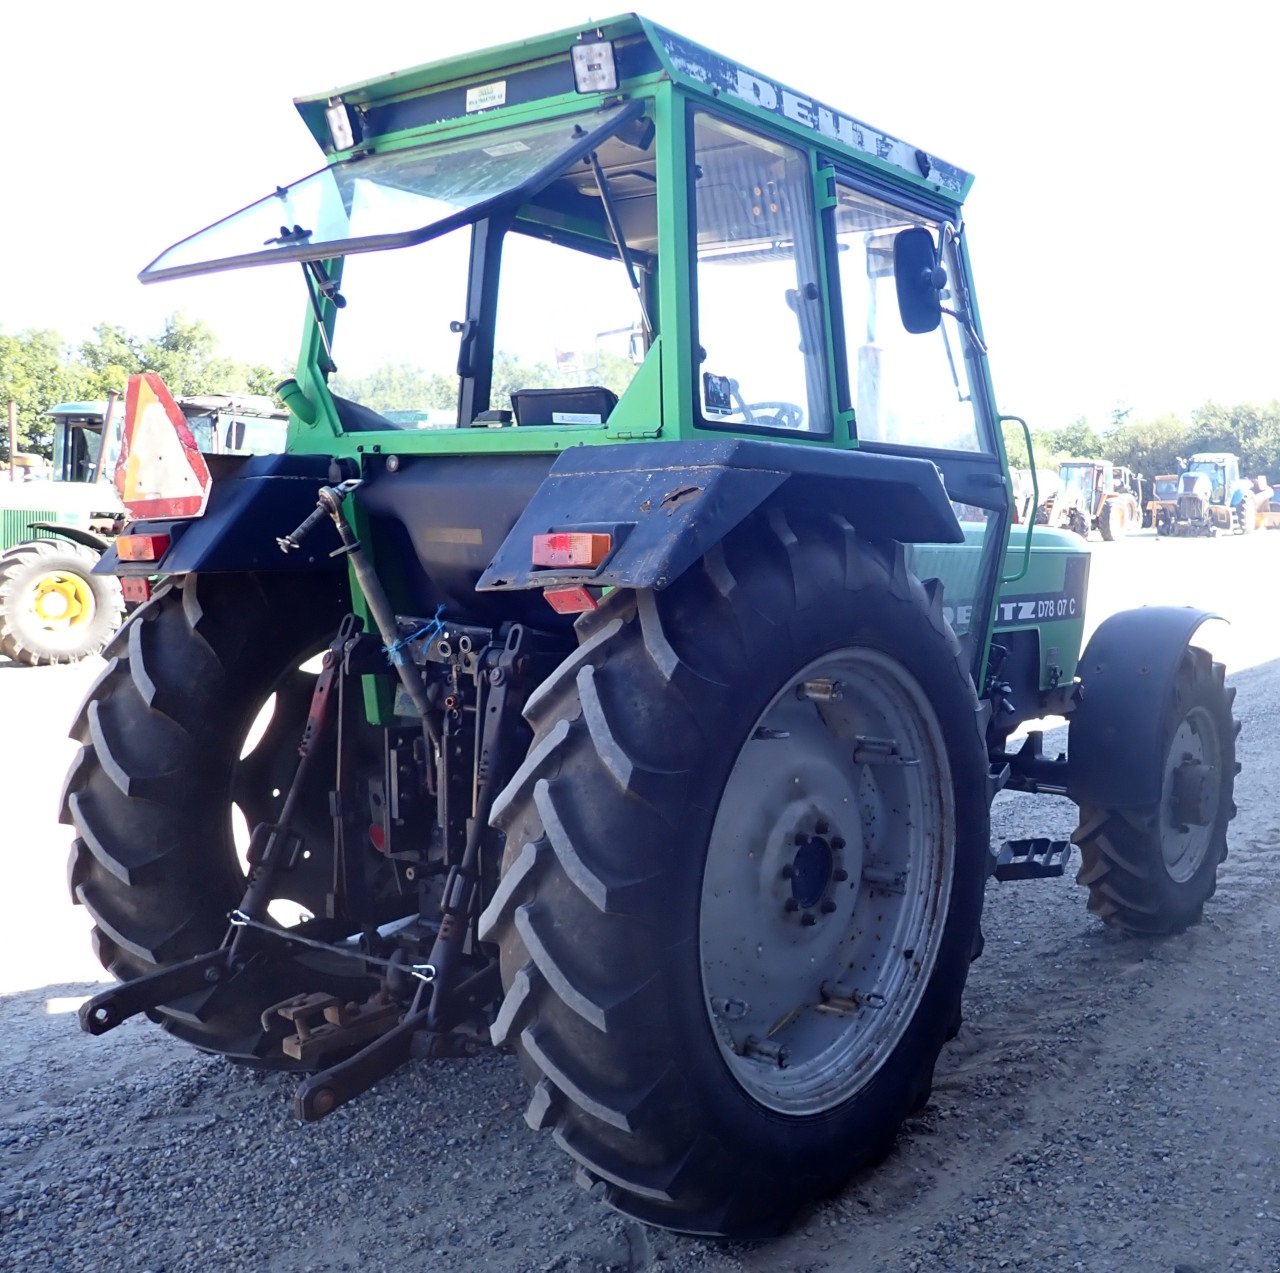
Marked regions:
[386,603,446,664]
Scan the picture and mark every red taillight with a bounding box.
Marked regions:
[544,585,599,615]
[116,533,171,562]
[531,532,612,569]
[120,577,152,605]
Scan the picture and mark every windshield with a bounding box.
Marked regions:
[1154,477,1178,499]
[141,104,641,282]
[1188,460,1226,503]
[1058,465,1097,504]
[328,110,658,427]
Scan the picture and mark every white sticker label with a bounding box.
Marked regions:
[551,412,603,424]
[482,140,529,157]
[466,80,507,112]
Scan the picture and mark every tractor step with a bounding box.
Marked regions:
[991,837,1073,882]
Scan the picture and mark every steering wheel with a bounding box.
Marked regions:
[735,399,806,429]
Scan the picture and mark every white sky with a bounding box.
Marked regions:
[6,0,1277,429]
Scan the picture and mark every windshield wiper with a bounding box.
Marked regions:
[588,152,653,342]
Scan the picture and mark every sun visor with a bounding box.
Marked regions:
[140,100,642,283]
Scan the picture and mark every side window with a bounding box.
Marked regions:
[834,183,985,453]
[693,113,828,433]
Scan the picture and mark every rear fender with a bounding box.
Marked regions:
[96,452,342,577]
[477,438,963,593]
[1067,606,1221,809]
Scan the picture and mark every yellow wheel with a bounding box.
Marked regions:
[0,539,124,666]
[31,569,96,629]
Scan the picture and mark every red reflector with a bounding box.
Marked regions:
[117,532,171,562]
[116,533,171,562]
[120,577,152,605]
[368,823,387,854]
[532,532,612,569]
[544,585,599,615]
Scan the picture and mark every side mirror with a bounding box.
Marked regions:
[894,226,945,334]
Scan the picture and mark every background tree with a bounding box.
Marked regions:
[0,330,81,457]
[1103,412,1189,478]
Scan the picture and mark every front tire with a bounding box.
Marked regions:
[0,539,123,665]
[1073,646,1237,934]
[479,512,989,1236]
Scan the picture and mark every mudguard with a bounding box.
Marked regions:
[96,452,341,576]
[1067,606,1221,809]
[25,522,112,553]
[477,437,963,593]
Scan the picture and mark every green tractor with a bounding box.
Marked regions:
[66,17,1239,1238]
[0,400,128,664]
[0,393,289,664]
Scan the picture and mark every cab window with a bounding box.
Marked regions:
[833,182,985,453]
[692,113,828,433]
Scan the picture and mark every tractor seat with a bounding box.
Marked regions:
[509,386,617,427]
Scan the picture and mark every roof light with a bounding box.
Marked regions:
[116,533,171,562]
[572,39,618,94]
[325,98,356,151]
[544,586,599,615]
[532,532,612,569]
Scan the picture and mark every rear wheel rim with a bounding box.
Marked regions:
[699,647,954,1115]
[1161,704,1224,882]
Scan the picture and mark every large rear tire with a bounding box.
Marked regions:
[1098,498,1129,542]
[0,539,123,665]
[479,511,989,1237]
[61,572,382,1064]
[1073,647,1237,934]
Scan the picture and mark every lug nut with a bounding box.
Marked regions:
[831,837,845,851]
[820,900,837,914]
[794,832,807,845]
[780,864,795,879]
[815,819,830,835]
[832,868,849,882]
[801,912,817,927]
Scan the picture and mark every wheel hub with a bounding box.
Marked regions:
[1171,761,1214,827]
[788,830,837,911]
[31,571,93,629]
[1160,708,1223,881]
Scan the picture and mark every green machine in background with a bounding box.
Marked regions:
[68,16,1238,1238]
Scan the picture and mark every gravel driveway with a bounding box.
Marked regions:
[2,531,1278,1272]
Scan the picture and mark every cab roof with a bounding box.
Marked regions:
[295,13,972,201]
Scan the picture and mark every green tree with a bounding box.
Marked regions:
[1041,417,1104,462]
[1104,412,1190,479]
[0,329,81,457]
[1189,401,1280,480]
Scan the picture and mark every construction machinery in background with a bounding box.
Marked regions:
[1146,473,1179,534]
[65,16,1239,1238]
[1,394,286,663]
[1035,458,1143,540]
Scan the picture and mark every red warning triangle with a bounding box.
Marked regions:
[115,373,213,519]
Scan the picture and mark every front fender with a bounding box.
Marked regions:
[1068,606,1221,809]
[477,438,963,593]
[26,522,112,553]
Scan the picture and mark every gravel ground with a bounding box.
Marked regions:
[2,531,1279,1272]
